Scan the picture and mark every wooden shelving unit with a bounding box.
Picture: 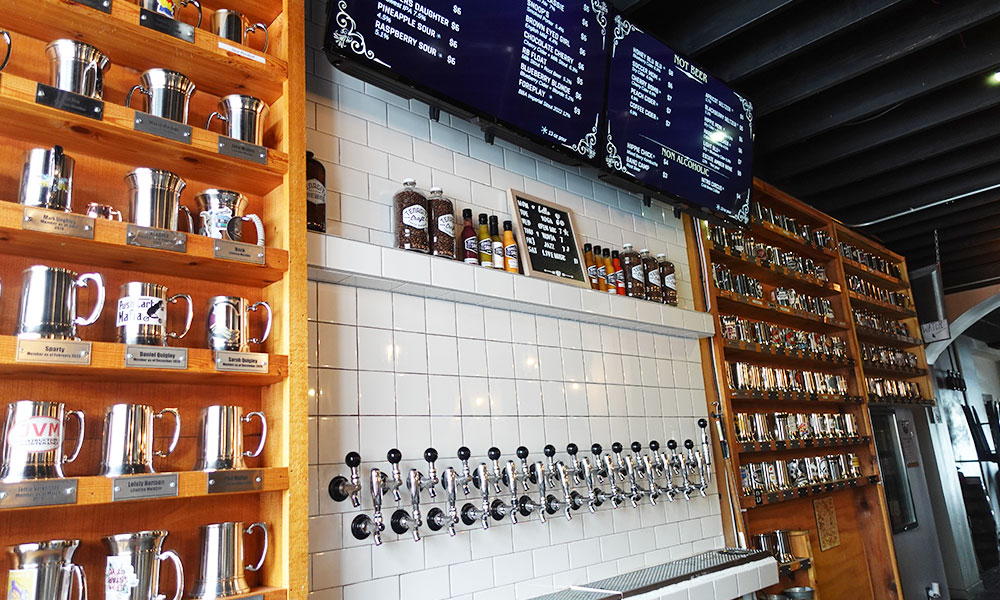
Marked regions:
[0,3,306,600]
[687,179,908,600]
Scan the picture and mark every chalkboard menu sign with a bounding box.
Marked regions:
[509,190,589,288]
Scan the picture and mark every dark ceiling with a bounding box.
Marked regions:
[621,0,1000,294]
[964,306,1000,348]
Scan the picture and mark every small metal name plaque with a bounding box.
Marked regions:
[214,351,268,374]
[35,84,104,120]
[22,207,94,240]
[218,41,266,64]
[214,240,265,265]
[125,346,188,370]
[218,137,267,165]
[71,0,111,13]
[207,469,263,494]
[126,224,187,252]
[139,8,195,43]
[0,480,78,508]
[113,473,179,501]
[16,340,92,365]
[134,112,192,144]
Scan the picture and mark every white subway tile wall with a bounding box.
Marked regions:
[304,2,727,599]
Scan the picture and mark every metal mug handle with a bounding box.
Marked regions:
[244,522,268,572]
[74,272,105,327]
[178,205,194,233]
[0,30,11,72]
[242,411,267,458]
[109,208,122,221]
[206,111,227,131]
[70,563,87,600]
[157,550,184,600]
[154,408,180,458]
[241,214,266,247]
[126,85,150,112]
[167,293,193,340]
[63,410,85,464]
[180,0,203,27]
[82,58,104,100]
[247,301,272,345]
[245,22,269,52]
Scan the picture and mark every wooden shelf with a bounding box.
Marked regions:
[835,224,907,271]
[740,476,877,509]
[748,219,839,263]
[0,74,287,196]
[0,203,288,286]
[842,258,908,291]
[854,325,923,348]
[779,558,812,577]
[0,468,288,512]
[847,291,916,320]
[861,363,928,379]
[717,291,848,333]
[869,396,936,407]
[0,0,288,104]
[0,336,287,385]
[722,339,853,371]
[708,242,841,297]
[736,436,871,455]
[729,389,865,405]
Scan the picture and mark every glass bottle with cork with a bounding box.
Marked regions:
[306,151,326,232]
[393,179,429,253]
[641,249,663,303]
[659,253,678,306]
[620,243,646,299]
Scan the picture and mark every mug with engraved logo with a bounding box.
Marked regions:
[117,282,193,347]
[0,400,84,483]
[103,530,183,600]
[19,146,75,212]
[16,266,105,341]
[139,0,202,26]
[206,297,271,353]
[193,190,265,246]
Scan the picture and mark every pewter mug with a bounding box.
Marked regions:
[0,30,10,72]
[16,266,105,341]
[193,190,265,246]
[99,404,180,477]
[206,297,271,353]
[0,401,84,483]
[206,95,269,146]
[19,146,74,212]
[774,530,795,563]
[45,39,110,100]
[139,0,202,26]
[103,531,183,600]
[211,10,268,52]
[126,168,193,232]
[126,69,196,124]
[6,540,87,600]
[117,282,193,347]
[85,203,122,221]
[190,522,267,599]
[193,406,266,472]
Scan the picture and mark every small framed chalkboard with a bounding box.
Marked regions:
[508,190,590,288]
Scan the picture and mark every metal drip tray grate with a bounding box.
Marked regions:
[528,549,770,600]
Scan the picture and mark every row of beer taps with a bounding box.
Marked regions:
[329,419,714,546]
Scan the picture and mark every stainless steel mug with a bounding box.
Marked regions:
[19,147,75,212]
[774,530,795,563]
[206,297,271,352]
[6,540,87,600]
[139,0,202,26]
[190,522,267,599]
[103,531,183,600]
[0,30,10,72]
[206,95,269,146]
[193,190,265,246]
[16,266,105,341]
[45,39,110,100]
[125,168,193,232]
[99,404,180,477]
[211,10,268,52]
[116,282,193,346]
[126,69,196,124]
[0,401,84,483]
[193,406,266,471]
[85,203,122,221]
[751,533,777,558]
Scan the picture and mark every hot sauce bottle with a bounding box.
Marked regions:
[503,221,519,273]
[603,247,616,294]
[594,245,607,292]
[477,213,492,268]
[461,209,478,265]
[612,250,626,295]
[489,215,503,270]
[584,243,599,289]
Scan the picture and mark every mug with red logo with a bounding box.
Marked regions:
[139,0,203,27]
[0,400,85,483]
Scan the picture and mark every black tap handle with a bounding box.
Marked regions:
[649,441,660,452]
[488,447,501,461]
[684,439,694,450]
[611,442,623,454]
[387,448,402,464]
[516,446,530,460]
[591,443,603,456]
[667,440,678,451]
[424,447,438,463]
[567,443,578,456]
[544,444,556,457]
[631,441,642,453]
[345,452,361,468]
[698,418,708,429]
[458,446,471,461]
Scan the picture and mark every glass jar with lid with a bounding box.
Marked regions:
[428,187,455,258]
[393,178,429,253]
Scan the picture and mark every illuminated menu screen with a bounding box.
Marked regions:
[327,0,610,161]
[604,15,754,220]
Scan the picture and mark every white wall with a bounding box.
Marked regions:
[302,2,730,599]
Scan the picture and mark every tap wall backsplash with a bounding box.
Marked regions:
[303,3,724,599]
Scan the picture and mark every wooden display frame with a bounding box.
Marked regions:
[686,178,913,600]
[0,2,307,600]
[508,189,592,289]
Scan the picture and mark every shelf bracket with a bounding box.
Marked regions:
[484,130,495,145]
[429,105,441,122]
[642,194,652,208]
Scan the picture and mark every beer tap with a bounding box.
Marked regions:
[645,441,671,502]
[390,507,421,542]
[427,467,459,537]
[422,447,439,498]
[350,466,390,546]
[501,458,520,524]
[545,461,580,520]
[452,446,473,495]
[622,445,644,508]
[403,469,424,541]
[649,440,666,478]
[579,452,602,513]
[629,442,657,505]
[487,447,504,495]
[601,451,624,508]
[327,452,363,507]
[666,440,686,500]
[543,445,560,487]
[685,438,707,498]
[680,439,697,499]
[591,444,608,483]
[566,444,583,485]
[518,461,548,523]
[469,463,491,530]
[386,448,404,502]
[698,418,713,489]
[516,446,532,491]
[610,442,628,481]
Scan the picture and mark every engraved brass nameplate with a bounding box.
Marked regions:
[207,470,263,494]
[112,474,179,501]
[16,340,92,365]
[0,480,77,508]
[22,207,94,240]
[126,224,187,252]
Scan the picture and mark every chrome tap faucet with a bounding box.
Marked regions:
[580,455,601,512]
[350,466,390,546]
[453,446,473,495]
[554,461,576,520]
[405,469,425,541]
[327,452,363,507]
[566,443,584,485]
[487,447,504,495]
[611,442,628,481]
[591,444,608,483]
[698,418,713,489]
[472,463,491,529]
[680,439,697,499]
[516,446,532,491]
[386,448,404,502]
[527,461,548,523]
[390,508,421,542]
[602,453,624,508]
[422,447,439,498]
[427,467,459,536]
[502,459,520,524]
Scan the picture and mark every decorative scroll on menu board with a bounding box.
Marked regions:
[509,190,589,288]
[604,14,753,221]
[325,0,610,162]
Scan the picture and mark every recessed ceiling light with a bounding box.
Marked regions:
[991,71,1000,83]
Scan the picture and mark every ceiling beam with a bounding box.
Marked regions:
[871,197,1000,244]
[905,234,1000,265]
[942,261,1000,292]
[647,0,799,56]
[748,0,1000,117]
[894,220,1000,252]
[705,0,907,83]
